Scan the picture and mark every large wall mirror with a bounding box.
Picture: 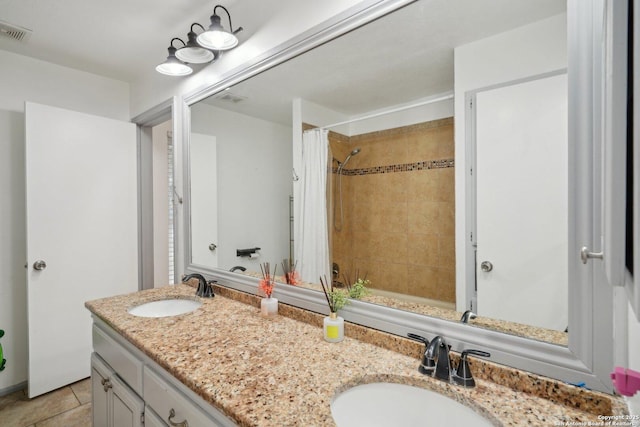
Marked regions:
[182,0,614,392]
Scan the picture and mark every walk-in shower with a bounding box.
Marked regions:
[334,147,361,231]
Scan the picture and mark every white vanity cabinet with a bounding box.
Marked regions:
[91,318,237,427]
[91,353,144,427]
[143,406,168,427]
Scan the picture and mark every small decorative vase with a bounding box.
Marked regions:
[323,312,344,343]
[261,297,278,317]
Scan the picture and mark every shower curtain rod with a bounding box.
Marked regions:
[317,92,454,131]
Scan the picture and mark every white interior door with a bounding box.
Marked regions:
[475,74,568,331]
[190,133,218,268]
[25,102,138,397]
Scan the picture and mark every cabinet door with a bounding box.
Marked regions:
[91,354,113,427]
[110,374,144,427]
[144,405,168,427]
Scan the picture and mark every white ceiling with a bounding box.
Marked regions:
[0,0,566,120]
[202,0,567,125]
[0,0,272,82]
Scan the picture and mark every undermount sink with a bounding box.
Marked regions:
[128,299,202,318]
[331,382,494,427]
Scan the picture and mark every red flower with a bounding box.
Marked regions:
[285,271,301,286]
[259,277,275,298]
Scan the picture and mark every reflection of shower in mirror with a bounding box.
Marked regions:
[334,148,361,231]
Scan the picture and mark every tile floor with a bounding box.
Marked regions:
[0,378,91,427]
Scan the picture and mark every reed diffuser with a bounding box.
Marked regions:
[259,263,278,317]
[320,275,347,342]
[343,269,371,300]
[281,258,300,286]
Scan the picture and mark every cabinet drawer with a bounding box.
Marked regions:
[92,324,143,395]
[144,367,227,427]
[144,405,168,427]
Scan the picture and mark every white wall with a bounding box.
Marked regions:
[191,103,292,273]
[0,50,129,120]
[348,98,453,136]
[453,13,567,311]
[0,50,129,392]
[130,0,364,118]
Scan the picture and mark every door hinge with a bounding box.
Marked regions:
[470,231,473,241]
[141,413,145,425]
[470,167,473,176]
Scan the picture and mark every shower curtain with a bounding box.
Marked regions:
[296,128,331,285]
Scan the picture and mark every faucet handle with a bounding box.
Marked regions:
[460,310,477,324]
[452,349,491,388]
[407,333,429,346]
[407,333,436,375]
[202,280,216,298]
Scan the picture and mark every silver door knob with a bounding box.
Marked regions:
[209,243,217,251]
[580,246,603,264]
[33,260,47,271]
[480,261,493,272]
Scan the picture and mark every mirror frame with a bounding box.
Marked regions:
[178,0,614,392]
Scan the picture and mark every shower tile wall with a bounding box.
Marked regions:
[329,118,455,303]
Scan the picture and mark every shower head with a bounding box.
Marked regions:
[340,147,360,167]
[338,147,361,173]
[337,148,359,173]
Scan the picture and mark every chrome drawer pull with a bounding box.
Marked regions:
[168,408,189,427]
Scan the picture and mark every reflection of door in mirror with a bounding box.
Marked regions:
[190,102,293,273]
[474,73,568,331]
[190,133,218,268]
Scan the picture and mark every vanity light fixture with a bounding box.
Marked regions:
[176,23,219,64]
[156,38,193,76]
[156,6,242,77]
[197,5,243,51]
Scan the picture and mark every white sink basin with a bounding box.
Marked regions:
[128,299,202,318]
[331,382,494,427]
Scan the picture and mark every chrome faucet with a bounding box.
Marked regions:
[425,336,451,381]
[460,310,477,324]
[409,333,491,387]
[407,333,436,375]
[182,273,215,298]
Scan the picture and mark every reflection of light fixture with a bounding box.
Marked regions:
[176,23,219,64]
[156,38,192,76]
[197,5,243,51]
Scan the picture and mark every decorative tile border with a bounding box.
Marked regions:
[334,158,454,176]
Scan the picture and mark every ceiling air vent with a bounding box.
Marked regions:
[0,20,33,42]
[215,92,247,104]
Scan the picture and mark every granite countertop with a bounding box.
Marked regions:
[85,284,622,427]
[242,271,568,345]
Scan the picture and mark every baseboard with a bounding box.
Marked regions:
[0,381,27,397]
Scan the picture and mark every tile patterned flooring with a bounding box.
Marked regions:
[0,378,91,427]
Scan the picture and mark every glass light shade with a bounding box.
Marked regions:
[196,29,238,50]
[156,56,192,76]
[176,46,214,64]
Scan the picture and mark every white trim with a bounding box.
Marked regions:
[627,0,640,320]
[132,99,173,290]
[315,92,453,131]
[602,0,629,288]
